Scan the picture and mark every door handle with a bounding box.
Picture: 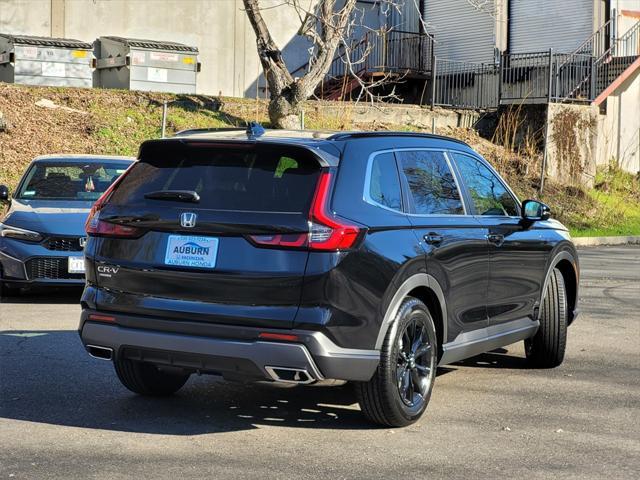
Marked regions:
[424,233,444,246]
[487,233,505,246]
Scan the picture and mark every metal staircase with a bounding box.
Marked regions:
[559,19,640,103]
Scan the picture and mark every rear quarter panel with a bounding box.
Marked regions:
[295,138,427,350]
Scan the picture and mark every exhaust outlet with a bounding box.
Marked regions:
[86,345,113,361]
[265,366,315,384]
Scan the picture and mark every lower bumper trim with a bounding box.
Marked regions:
[81,321,326,382]
[79,309,380,382]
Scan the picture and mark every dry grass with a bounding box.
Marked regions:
[1,84,638,236]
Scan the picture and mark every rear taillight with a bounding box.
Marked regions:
[248,171,362,251]
[87,220,144,238]
[248,233,308,248]
[307,172,360,251]
[85,164,143,238]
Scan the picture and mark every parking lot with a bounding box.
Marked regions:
[1,245,638,479]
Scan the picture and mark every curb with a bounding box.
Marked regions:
[573,235,640,247]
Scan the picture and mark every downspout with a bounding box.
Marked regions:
[50,0,65,38]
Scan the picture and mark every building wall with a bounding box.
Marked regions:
[0,0,315,97]
[0,0,52,37]
[423,0,503,65]
[597,69,640,173]
[615,1,640,37]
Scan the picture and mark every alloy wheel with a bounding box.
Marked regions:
[395,316,436,407]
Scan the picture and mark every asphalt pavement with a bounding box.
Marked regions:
[1,246,638,479]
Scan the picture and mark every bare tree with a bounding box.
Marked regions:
[243,0,362,129]
[242,0,495,129]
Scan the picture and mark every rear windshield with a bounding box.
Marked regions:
[108,143,322,213]
[16,161,131,201]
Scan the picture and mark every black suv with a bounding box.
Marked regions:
[79,128,579,427]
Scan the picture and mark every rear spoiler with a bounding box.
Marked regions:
[137,138,340,167]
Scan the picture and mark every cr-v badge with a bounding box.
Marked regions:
[97,265,120,277]
[180,212,197,228]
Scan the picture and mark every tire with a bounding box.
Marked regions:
[113,358,190,396]
[525,268,568,368]
[355,297,438,427]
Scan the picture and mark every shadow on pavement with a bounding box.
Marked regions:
[0,329,442,433]
[0,330,369,433]
[0,287,82,305]
[453,348,530,369]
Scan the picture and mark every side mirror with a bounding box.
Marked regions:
[522,199,551,222]
[0,185,9,203]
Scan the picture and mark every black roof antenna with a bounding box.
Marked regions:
[246,121,265,139]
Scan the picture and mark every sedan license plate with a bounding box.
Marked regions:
[164,235,218,268]
[68,256,85,273]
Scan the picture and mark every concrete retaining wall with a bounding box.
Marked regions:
[545,103,599,188]
[307,103,480,130]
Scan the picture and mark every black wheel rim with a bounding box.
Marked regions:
[395,317,435,408]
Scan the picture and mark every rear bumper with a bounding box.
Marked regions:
[79,310,380,383]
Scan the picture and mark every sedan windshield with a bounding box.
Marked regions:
[16,161,130,201]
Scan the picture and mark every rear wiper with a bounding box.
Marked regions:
[144,190,200,203]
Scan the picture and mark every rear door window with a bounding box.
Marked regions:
[109,143,321,213]
[397,150,464,215]
[368,152,402,211]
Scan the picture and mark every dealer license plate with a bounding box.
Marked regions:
[164,235,218,269]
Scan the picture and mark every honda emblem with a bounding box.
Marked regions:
[180,212,197,228]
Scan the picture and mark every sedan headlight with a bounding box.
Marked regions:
[0,222,43,242]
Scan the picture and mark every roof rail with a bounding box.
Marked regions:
[326,131,470,146]
[173,127,247,137]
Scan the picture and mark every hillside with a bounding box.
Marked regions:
[1,83,638,236]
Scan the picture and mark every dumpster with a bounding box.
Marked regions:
[96,36,200,93]
[0,34,94,88]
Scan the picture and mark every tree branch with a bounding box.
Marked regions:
[242,0,294,95]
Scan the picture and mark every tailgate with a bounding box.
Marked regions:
[90,141,323,329]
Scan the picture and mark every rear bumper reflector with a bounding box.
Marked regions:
[258,332,299,342]
[88,314,116,323]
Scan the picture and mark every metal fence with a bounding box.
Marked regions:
[430,58,499,110]
[312,20,639,110]
[499,51,554,104]
[499,20,639,106]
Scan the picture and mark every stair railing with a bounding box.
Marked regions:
[558,19,640,102]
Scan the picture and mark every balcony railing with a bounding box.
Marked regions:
[327,30,434,79]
